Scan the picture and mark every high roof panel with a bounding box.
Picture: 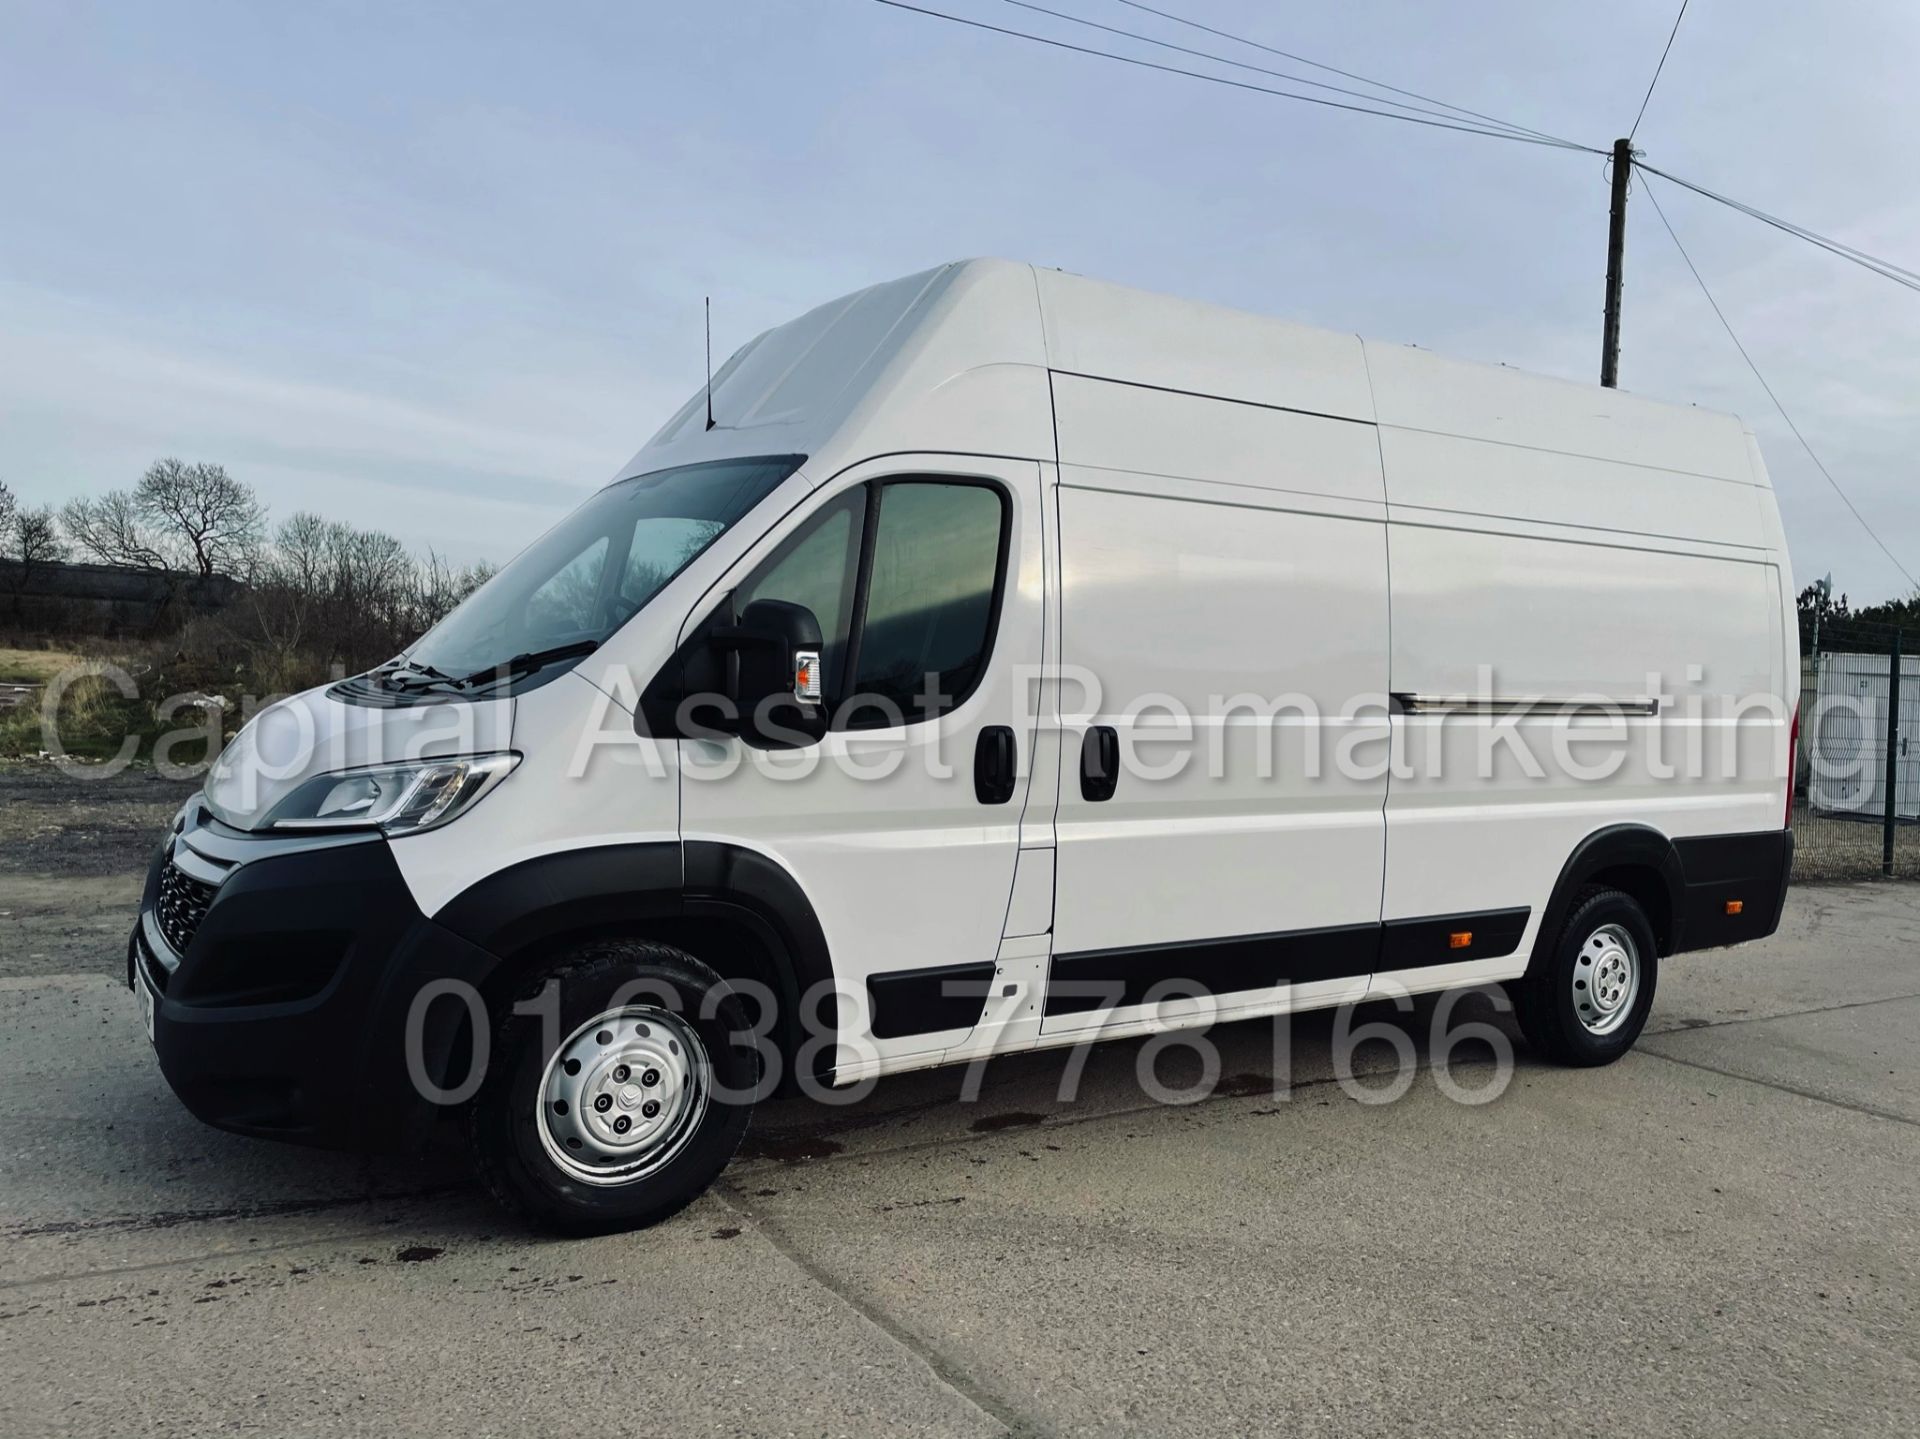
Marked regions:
[1034,266,1375,422]
[625,259,1759,492]
[1361,338,1754,484]
[645,265,955,454]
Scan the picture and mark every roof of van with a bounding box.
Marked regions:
[626,259,1762,489]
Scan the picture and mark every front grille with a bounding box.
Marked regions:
[137,930,172,994]
[156,859,218,957]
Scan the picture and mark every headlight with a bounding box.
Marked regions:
[265,753,520,836]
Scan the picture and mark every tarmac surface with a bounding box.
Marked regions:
[2,868,1916,1436]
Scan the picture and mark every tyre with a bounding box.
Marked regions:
[1511,887,1658,1067]
[469,940,758,1234]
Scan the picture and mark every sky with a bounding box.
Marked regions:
[3,0,1918,600]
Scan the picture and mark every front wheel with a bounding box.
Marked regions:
[1511,888,1658,1067]
[469,941,758,1234]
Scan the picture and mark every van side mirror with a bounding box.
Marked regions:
[713,598,827,749]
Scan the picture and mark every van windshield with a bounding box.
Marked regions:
[402,454,803,687]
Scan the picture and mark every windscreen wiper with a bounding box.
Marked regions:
[381,659,462,692]
[455,640,600,690]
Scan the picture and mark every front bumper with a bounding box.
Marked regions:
[131,802,498,1152]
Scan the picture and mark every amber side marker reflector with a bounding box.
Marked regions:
[1448,931,1473,949]
[1725,900,1744,916]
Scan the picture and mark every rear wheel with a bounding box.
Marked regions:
[469,941,757,1234]
[1511,888,1658,1067]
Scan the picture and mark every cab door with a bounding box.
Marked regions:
[676,455,1047,1073]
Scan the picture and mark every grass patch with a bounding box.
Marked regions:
[0,632,314,765]
[0,667,157,760]
[0,645,89,685]
[0,643,175,761]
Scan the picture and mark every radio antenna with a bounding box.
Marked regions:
[704,296,716,431]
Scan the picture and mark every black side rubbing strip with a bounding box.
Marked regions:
[1044,923,1380,1017]
[1671,831,1787,885]
[1043,907,1536,1018]
[1378,908,1531,968]
[867,961,997,1039]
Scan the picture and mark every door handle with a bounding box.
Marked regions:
[974,725,1017,805]
[1080,725,1119,802]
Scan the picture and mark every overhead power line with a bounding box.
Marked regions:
[1106,0,1572,147]
[998,0,1556,142]
[1639,162,1920,294]
[857,0,1911,580]
[868,2,1912,294]
[1644,178,1920,591]
[1629,0,1691,142]
[862,0,1602,152]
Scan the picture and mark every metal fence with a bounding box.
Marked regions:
[1796,616,1920,881]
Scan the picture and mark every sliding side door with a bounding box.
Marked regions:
[1043,374,1391,1036]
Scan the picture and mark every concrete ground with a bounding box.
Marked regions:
[2,878,1917,1436]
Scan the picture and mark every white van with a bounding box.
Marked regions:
[132,260,1797,1232]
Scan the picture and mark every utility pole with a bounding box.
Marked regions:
[1600,137,1633,389]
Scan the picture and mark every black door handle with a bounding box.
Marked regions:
[974,725,1017,805]
[1080,725,1119,802]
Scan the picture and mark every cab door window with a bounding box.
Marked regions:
[734,487,866,704]
[845,481,1006,726]
[727,476,1008,728]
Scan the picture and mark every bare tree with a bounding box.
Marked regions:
[48,454,497,681]
[0,486,68,617]
[136,458,265,577]
[275,512,333,596]
[243,512,331,661]
[5,504,65,578]
[61,458,265,578]
[61,489,174,571]
[235,511,499,681]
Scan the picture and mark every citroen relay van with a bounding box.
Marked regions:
[131,260,1796,1232]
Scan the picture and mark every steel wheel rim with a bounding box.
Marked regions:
[536,1006,710,1186]
[1573,923,1641,1036]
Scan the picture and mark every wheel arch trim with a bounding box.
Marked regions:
[434,841,840,1083]
[1529,824,1686,973]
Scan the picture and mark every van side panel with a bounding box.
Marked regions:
[1368,343,1791,990]
[1381,519,1785,972]
[1388,521,1779,701]
[1378,427,1767,548]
